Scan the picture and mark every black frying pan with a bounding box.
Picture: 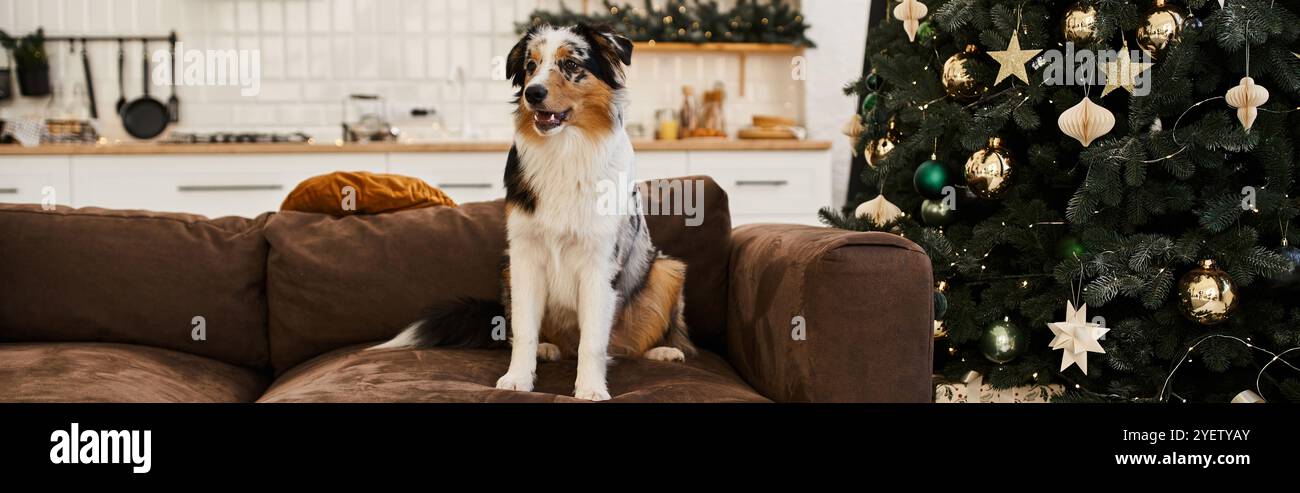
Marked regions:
[121,40,169,139]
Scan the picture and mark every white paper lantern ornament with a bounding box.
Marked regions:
[893,0,928,42]
[1224,19,1271,132]
[1057,96,1115,147]
[1225,76,1269,132]
[854,195,904,227]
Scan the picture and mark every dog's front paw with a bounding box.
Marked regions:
[537,342,562,362]
[495,372,534,392]
[574,386,611,401]
[644,346,685,362]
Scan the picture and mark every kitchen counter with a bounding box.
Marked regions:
[0,139,832,155]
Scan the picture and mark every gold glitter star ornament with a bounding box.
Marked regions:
[988,30,1042,85]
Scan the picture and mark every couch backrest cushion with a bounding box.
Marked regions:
[0,205,271,369]
[641,175,731,350]
[264,175,731,374]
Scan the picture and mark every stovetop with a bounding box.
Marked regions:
[161,131,313,144]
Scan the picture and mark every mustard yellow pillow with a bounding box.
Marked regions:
[280,171,456,216]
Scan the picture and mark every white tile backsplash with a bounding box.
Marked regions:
[2,0,807,143]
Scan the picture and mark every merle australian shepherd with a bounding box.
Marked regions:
[373,24,696,401]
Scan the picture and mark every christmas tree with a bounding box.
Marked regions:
[824,0,1300,402]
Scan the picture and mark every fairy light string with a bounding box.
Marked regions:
[1159,335,1300,403]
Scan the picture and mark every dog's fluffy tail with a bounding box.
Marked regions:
[369,298,508,350]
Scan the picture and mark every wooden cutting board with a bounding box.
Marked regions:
[737,127,798,139]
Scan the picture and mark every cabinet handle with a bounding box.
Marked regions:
[0,188,17,194]
[437,183,494,189]
[177,184,284,192]
[735,179,788,187]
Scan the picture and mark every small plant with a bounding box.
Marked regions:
[0,28,51,96]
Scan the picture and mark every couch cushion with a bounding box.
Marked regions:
[258,346,767,403]
[0,205,271,369]
[280,170,457,216]
[263,176,732,374]
[0,342,268,403]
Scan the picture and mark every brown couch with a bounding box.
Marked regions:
[0,176,933,403]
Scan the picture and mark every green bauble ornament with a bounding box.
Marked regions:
[921,198,956,226]
[1057,235,1085,259]
[933,290,948,320]
[913,159,949,200]
[865,71,882,91]
[916,21,935,43]
[861,92,879,113]
[980,319,1025,364]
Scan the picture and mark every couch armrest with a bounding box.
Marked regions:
[726,224,934,402]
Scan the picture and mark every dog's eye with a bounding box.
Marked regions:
[562,59,579,72]
[525,60,538,73]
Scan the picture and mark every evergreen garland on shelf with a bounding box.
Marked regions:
[518,0,815,46]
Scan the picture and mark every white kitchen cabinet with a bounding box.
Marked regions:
[2,145,832,224]
[633,151,689,181]
[688,150,832,225]
[69,154,385,219]
[387,152,505,205]
[0,156,72,207]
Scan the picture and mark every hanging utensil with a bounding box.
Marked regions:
[81,39,98,119]
[0,49,13,101]
[167,32,179,122]
[114,39,126,114]
[120,39,169,139]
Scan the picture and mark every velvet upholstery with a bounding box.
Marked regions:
[280,170,457,216]
[0,342,267,403]
[258,345,767,403]
[262,176,734,374]
[726,225,935,403]
[0,204,271,369]
[0,175,935,403]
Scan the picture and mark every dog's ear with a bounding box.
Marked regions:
[506,28,535,87]
[580,23,632,67]
[604,31,633,66]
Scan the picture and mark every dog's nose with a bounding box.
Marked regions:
[524,85,548,105]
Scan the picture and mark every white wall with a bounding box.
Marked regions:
[2,1,802,138]
[2,0,866,200]
[801,0,869,206]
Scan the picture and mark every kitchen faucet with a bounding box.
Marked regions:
[447,65,477,139]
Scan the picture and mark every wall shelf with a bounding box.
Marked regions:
[632,41,806,96]
[633,41,805,54]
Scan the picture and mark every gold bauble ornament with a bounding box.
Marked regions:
[1177,259,1239,325]
[893,0,929,42]
[1225,76,1270,131]
[942,45,982,100]
[1062,2,1099,45]
[1057,96,1115,147]
[964,137,1013,199]
[865,119,901,168]
[1137,0,1187,59]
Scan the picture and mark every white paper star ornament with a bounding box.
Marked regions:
[1047,301,1110,374]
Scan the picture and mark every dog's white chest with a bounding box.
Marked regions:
[508,130,634,311]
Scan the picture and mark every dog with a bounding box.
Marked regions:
[372,24,696,401]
